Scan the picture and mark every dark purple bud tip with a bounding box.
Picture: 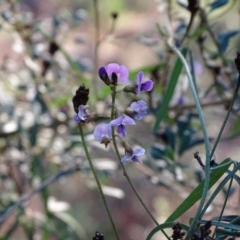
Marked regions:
[98,67,110,85]
[111,72,118,85]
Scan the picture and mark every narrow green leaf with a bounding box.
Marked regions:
[146,222,189,240]
[153,48,188,132]
[165,158,232,222]
[199,163,239,218]
[216,228,240,237]
[201,220,240,231]
[212,215,239,222]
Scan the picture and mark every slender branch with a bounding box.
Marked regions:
[181,12,197,44]
[78,124,120,240]
[167,40,211,239]
[0,163,80,226]
[209,75,240,160]
[212,171,234,238]
[92,0,100,98]
[199,8,221,51]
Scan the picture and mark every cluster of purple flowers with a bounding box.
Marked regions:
[74,63,153,163]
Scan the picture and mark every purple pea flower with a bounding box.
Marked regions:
[136,71,154,95]
[130,100,147,120]
[109,114,135,137]
[93,123,112,147]
[121,147,145,163]
[99,63,129,85]
[74,105,89,123]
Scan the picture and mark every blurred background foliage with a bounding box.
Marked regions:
[0,0,239,239]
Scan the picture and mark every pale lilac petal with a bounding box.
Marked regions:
[133,147,145,156]
[122,115,135,125]
[194,61,203,76]
[74,115,81,122]
[94,123,112,141]
[130,102,139,112]
[105,63,120,78]
[109,115,124,126]
[117,125,126,137]
[121,154,132,162]
[130,101,147,120]
[137,71,144,84]
[121,147,145,163]
[118,65,129,84]
[140,80,154,91]
[137,100,147,108]
[137,71,144,95]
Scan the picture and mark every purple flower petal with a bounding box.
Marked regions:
[122,115,135,125]
[94,123,112,141]
[132,156,140,162]
[105,63,120,78]
[140,80,154,91]
[137,71,144,95]
[98,67,107,80]
[130,100,147,120]
[117,125,126,137]
[121,147,145,163]
[121,154,132,162]
[74,105,88,123]
[74,115,81,122]
[137,71,144,84]
[110,115,135,126]
[118,65,129,84]
[133,147,145,156]
[109,115,124,126]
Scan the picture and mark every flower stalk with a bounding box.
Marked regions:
[78,123,120,240]
[110,85,170,240]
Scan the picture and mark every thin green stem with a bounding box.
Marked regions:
[78,124,120,240]
[167,41,211,239]
[212,172,234,238]
[209,75,240,161]
[92,0,100,98]
[110,86,170,240]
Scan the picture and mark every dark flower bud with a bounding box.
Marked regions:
[194,152,205,170]
[204,220,212,230]
[92,231,104,240]
[111,72,118,85]
[235,52,240,73]
[111,12,118,20]
[98,67,110,85]
[72,85,89,113]
[210,159,215,167]
[172,223,185,240]
[122,84,137,94]
[49,41,59,56]
[188,0,199,13]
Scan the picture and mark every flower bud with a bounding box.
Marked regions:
[98,67,111,85]
[122,84,137,94]
[122,141,133,155]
